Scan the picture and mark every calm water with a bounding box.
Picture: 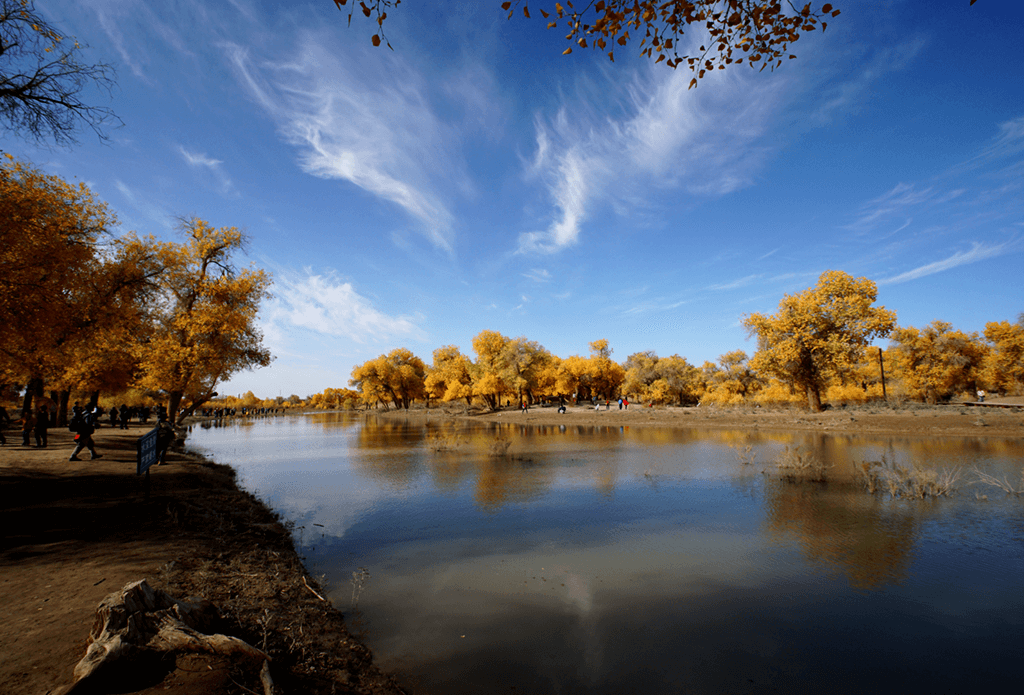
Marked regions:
[186,413,1024,694]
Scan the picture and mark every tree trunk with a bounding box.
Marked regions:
[168,390,184,423]
[22,377,43,414]
[58,390,70,426]
[806,383,823,412]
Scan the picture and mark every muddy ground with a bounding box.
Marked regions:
[0,426,405,695]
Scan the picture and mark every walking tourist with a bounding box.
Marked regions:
[69,406,102,461]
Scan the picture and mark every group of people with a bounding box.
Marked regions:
[0,402,176,466]
[0,404,52,448]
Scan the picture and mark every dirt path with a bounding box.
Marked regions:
[0,426,404,695]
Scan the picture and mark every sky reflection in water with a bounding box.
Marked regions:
[187,413,1024,694]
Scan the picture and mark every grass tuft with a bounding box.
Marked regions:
[860,455,961,499]
[488,435,512,457]
[971,466,1024,496]
[774,445,829,482]
[733,444,757,466]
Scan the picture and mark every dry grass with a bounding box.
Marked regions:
[427,431,465,451]
[859,456,961,499]
[733,444,757,466]
[488,435,512,457]
[774,445,829,482]
[971,466,1024,496]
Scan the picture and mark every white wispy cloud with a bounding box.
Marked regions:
[518,58,787,254]
[266,269,424,344]
[523,269,552,283]
[225,36,468,253]
[877,240,1019,285]
[708,274,763,291]
[177,146,235,196]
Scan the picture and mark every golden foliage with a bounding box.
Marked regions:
[350,347,426,410]
[887,321,988,404]
[131,218,273,421]
[743,271,896,411]
[983,316,1024,395]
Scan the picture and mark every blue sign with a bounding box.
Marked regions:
[137,427,159,475]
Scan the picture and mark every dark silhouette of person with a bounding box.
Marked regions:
[33,405,49,447]
[0,405,10,445]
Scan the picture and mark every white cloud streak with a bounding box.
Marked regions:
[178,145,235,196]
[877,240,1019,285]
[225,37,466,252]
[518,61,787,254]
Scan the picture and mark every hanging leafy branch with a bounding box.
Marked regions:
[334,1,843,87]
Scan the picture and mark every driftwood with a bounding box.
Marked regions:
[57,579,273,695]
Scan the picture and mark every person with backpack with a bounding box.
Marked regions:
[68,406,102,461]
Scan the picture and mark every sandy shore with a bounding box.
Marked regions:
[0,426,404,695]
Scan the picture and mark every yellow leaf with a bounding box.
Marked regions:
[371,34,380,46]
[563,47,573,55]
[688,77,697,89]
[524,6,530,19]
[501,1,511,9]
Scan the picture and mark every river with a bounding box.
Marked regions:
[185,412,1024,694]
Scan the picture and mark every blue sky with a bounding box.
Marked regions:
[8,0,1023,398]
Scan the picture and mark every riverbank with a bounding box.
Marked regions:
[0,427,405,695]
[379,398,1024,439]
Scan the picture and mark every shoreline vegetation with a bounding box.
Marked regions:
[2,404,1021,695]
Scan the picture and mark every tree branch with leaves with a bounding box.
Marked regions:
[336,1,841,87]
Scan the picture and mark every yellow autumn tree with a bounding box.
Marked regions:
[424,345,476,407]
[350,348,426,410]
[888,321,988,404]
[585,339,625,400]
[470,330,513,409]
[700,350,758,405]
[0,156,160,419]
[983,316,1024,396]
[743,270,896,412]
[501,337,554,405]
[132,218,273,422]
[336,1,841,84]
[307,387,361,409]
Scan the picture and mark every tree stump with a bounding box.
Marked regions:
[57,579,273,694]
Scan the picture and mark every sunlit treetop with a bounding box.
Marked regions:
[333,0,844,88]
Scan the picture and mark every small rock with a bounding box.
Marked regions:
[974,418,987,427]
